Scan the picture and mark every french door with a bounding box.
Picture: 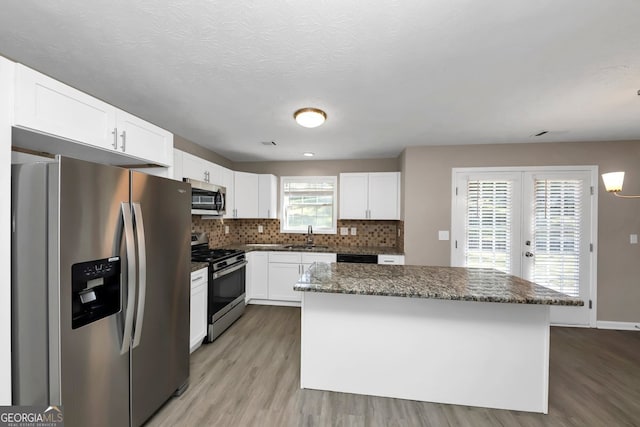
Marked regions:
[451,167,597,326]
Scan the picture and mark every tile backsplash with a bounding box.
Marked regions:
[192,217,404,250]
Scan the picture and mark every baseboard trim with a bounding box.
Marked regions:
[247,299,301,308]
[596,321,640,331]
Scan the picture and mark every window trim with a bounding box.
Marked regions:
[280,175,338,234]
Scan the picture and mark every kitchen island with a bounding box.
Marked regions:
[294,263,583,413]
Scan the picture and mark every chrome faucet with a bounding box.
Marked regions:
[306,225,314,246]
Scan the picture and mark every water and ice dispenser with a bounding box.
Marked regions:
[71,257,121,329]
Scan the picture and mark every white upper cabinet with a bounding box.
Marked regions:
[368,172,401,220]
[13,64,173,166]
[222,167,235,219]
[172,149,183,181]
[173,149,276,219]
[339,172,401,220]
[14,64,117,151]
[339,173,369,219]
[258,174,277,219]
[115,109,172,166]
[181,151,224,185]
[233,171,259,218]
[182,151,208,182]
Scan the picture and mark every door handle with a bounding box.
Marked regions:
[120,130,127,152]
[120,203,136,355]
[525,251,534,258]
[132,203,147,349]
[111,128,118,149]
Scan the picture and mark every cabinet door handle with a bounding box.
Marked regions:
[111,128,118,149]
[120,130,127,152]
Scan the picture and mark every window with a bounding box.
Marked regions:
[280,176,337,234]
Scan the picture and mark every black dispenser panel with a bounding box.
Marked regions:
[71,257,121,329]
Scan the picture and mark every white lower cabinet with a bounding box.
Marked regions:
[268,262,304,302]
[246,251,269,301]
[190,267,208,354]
[268,252,337,303]
[378,254,405,265]
[246,251,336,305]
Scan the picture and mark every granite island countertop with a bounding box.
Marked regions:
[294,262,583,306]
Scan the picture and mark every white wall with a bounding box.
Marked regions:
[0,57,14,403]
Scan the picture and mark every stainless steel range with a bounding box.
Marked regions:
[191,233,247,342]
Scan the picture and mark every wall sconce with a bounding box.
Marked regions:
[602,171,640,198]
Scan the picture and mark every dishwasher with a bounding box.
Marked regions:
[336,253,378,264]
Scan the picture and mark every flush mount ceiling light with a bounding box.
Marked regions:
[303,152,315,157]
[294,108,327,128]
[602,171,640,198]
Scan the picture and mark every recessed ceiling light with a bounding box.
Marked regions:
[294,108,327,128]
[303,152,315,157]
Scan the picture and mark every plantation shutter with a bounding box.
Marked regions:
[531,179,582,297]
[465,180,513,273]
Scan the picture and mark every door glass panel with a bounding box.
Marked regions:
[465,180,513,273]
[532,179,582,297]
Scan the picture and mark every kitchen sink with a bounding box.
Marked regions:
[244,243,284,247]
[283,245,329,250]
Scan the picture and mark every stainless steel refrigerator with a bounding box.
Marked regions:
[11,156,191,427]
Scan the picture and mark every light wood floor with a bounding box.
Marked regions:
[146,305,640,427]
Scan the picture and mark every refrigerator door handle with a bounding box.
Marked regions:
[132,202,147,349]
[121,202,137,355]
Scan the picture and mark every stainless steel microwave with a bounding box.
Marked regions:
[184,178,226,216]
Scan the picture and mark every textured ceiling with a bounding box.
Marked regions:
[1,0,639,162]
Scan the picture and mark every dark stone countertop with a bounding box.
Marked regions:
[294,262,584,306]
[190,262,209,273]
[222,243,404,256]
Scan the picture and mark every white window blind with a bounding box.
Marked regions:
[532,179,582,297]
[465,180,512,273]
[281,176,337,233]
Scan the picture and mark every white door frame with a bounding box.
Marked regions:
[451,166,598,327]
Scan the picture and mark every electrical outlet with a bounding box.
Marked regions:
[350,227,357,236]
[340,227,349,236]
[258,225,264,233]
[438,230,450,241]
[224,225,229,234]
[398,228,401,237]
[631,234,638,244]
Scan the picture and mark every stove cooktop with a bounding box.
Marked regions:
[191,245,244,263]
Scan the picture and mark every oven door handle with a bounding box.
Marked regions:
[212,260,248,279]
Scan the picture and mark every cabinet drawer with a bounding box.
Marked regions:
[190,267,208,290]
[378,254,405,265]
[269,252,302,263]
[301,253,336,264]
